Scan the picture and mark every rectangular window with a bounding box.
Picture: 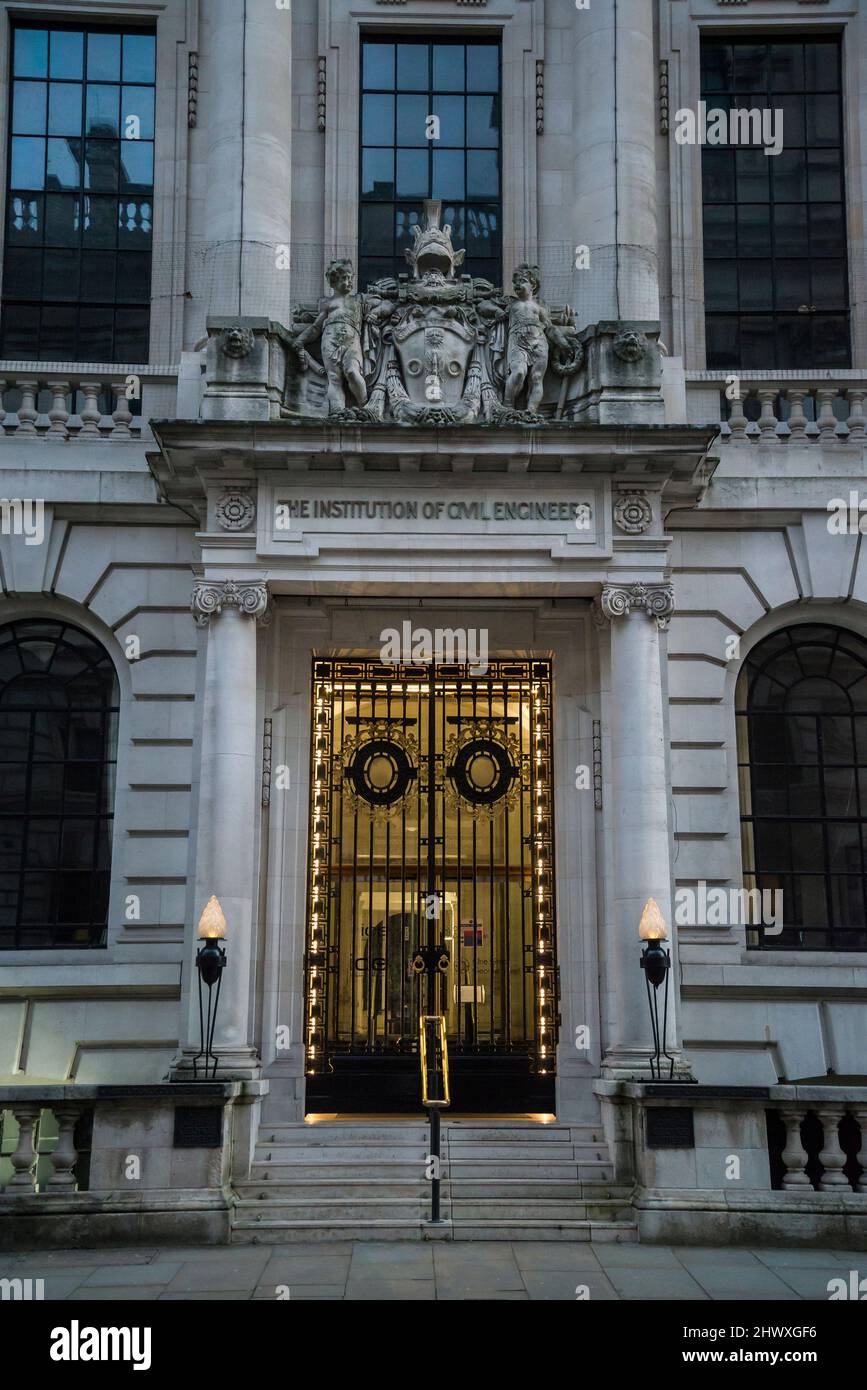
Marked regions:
[2,22,155,363]
[701,36,850,370]
[359,35,501,289]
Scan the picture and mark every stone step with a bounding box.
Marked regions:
[253,1144,431,1163]
[447,1161,613,1181]
[237,1180,428,1201]
[259,1126,429,1145]
[230,1218,637,1244]
[444,1126,599,1143]
[236,1197,432,1222]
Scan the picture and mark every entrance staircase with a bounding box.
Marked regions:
[230,1118,637,1242]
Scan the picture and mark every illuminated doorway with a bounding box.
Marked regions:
[304,659,557,1112]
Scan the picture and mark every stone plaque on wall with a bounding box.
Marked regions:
[173,1105,224,1149]
[646,1107,695,1149]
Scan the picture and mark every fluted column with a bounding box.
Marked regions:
[596,582,684,1076]
[571,0,660,323]
[174,578,270,1079]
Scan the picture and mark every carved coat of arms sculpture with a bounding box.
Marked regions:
[288,201,583,426]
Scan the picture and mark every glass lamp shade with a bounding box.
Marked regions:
[197,895,227,940]
[638,897,668,942]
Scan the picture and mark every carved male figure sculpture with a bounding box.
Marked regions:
[290,259,368,415]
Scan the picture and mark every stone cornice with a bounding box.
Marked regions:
[593,581,675,631]
[192,578,271,627]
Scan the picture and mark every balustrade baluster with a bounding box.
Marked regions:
[15,379,39,436]
[757,388,780,440]
[817,1107,851,1189]
[846,389,866,441]
[44,1107,81,1190]
[816,388,840,444]
[7,1105,40,1190]
[780,1109,812,1188]
[46,380,70,441]
[111,382,134,439]
[78,381,103,438]
[786,389,808,442]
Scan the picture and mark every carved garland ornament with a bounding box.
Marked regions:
[192,579,270,627]
[613,491,653,535]
[594,582,675,631]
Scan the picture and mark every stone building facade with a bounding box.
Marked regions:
[0,0,865,1249]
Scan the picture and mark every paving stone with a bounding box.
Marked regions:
[770,1266,861,1299]
[82,1262,183,1286]
[603,1268,710,1300]
[511,1242,605,1272]
[159,1290,253,1300]
[253,1284,346,1300]
[163,1257,270,1293]
[67,1286,163,1301]
[258,1257,351,1288]
[346,1279,436,1300]
[685,1264,802,1300]
[521,1269,621,1300]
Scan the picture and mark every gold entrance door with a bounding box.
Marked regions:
[304,659,557,1112]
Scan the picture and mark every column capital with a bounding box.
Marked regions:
[192,578,271,628]
[593,581,675,631]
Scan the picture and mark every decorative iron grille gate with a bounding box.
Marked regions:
[304,659,557,1112]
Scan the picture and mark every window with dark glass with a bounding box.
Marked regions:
[359,36,501,288]
[2,23,155,362]
[0,621,119,949]
[701,37,849,369]
[737,625,867,952]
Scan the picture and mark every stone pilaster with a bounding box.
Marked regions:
[173,579,271,1081]
[594,582,688,1078]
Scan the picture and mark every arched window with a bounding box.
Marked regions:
[0,620,119,949]
[737,624,867,951]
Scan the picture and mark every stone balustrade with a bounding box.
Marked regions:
[0,1102,91,1194]
[686,371,867,444]
[0,363,179,442]
[770,1101,867,1193]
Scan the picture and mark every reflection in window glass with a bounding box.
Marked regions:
[2,23,155,362]
[359,35,501,287]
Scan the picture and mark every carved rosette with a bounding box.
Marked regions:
[215,491,256,532]
[613,491,653,535]
[192,579,270,628]
[594,582,675,631]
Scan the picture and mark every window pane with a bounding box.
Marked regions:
[114,308,149,360]
[13,81,47,135]
[86,84,119,137]
[433,95,464,148]
[433,44,463,93]
[396,149,428,199]
[734,43,768,92]
[738,205,772,257]
[7,194,42,245]
[81,251,115,303]
[88,32,121,82]
[805,42,840,92]
[40,306,76,358]
[122,33,155,84]
[397,44,427,92]
[467,45,498,93]
[363,94,394,146]
[47,137,82,188]
[4,249,42,299]
[809,203,844,257]
[11,137,46,190]
[117,197,151,248]
[49,83,83,137]
[51,30,84,80]
[770,44,804,92]
[432,149,464,200]
[396,95,428,147]
[740,260,774,311]
[78,307,113,360]
[807,149,841,201]
[119,141,153,193]
[467,95,498,148]
[86,140,119,191]
[14,30,48,79]
[83,195,116,247]
[364,43,395,90]
[705,261,738,312]
[773,203,807,256]
[805,94,841,147]
[1,305,39,357]
[43,248,80,301]
[774,260,811,311]
[362,148,394,198]
[117,251,151,303]
[122,86,155,140]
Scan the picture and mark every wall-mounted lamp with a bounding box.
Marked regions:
[193,896,227,1080]
[639,897,674,1081]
